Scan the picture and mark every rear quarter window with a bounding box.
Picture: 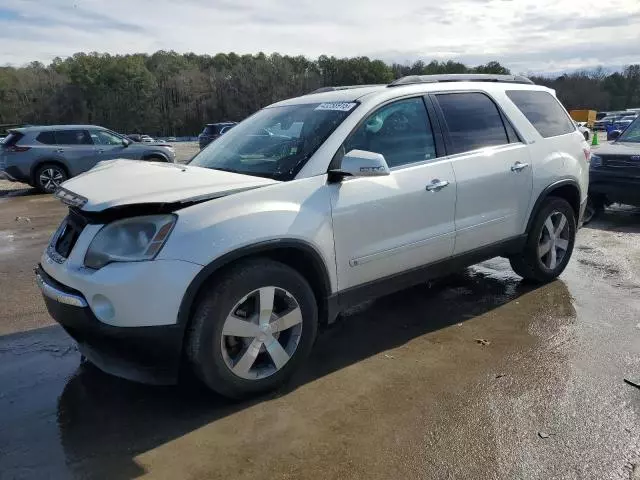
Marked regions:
[506,90,576,138]
[2,132,24,146]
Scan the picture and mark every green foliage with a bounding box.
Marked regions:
[0,51,637,135]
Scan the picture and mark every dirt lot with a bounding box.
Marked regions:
[0,147,639,479]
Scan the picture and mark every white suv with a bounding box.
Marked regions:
[37,74,589,398]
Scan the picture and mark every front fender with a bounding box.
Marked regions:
[157,175,338,293]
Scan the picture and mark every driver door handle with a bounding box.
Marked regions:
[426,179,450,192]
[511,161,529,172]
[55,149,64,154]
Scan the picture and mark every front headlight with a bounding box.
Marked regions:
[590,154,602,168]
[84,214,176,269]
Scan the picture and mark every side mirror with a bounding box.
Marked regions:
[608,130,621,140]
[330,149,390,179]
[122,138,131,147]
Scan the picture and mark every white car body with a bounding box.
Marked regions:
[37,75,589,391]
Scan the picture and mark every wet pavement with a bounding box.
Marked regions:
[0,192,639,480]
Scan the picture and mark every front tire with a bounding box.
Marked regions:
[187,259,318,399]
[35,163,68,193]
[509,197,576,283]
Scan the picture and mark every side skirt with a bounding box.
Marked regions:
[326,234,526,322]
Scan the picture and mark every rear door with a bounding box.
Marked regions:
[432,92,533,254]
[53,129,97,175]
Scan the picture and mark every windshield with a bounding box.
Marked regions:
[617,117,640,142]
[189,102,358,180]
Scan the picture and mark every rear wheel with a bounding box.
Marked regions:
[509,197,576,282]
[187,259,317,399]
[35,164,68,193]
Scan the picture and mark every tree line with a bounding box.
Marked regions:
[1,51,639,136]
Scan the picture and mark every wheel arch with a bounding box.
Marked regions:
[142,152,169,162]
[526,179,581,233]
[31,160,70,185]
[177,239,334,333]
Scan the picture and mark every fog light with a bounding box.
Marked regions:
[92,294,115,322]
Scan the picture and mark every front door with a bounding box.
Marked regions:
[330,96,457,291]
[90,130,134,163]
[432,92,533,254]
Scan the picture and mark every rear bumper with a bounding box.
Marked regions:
[36,266,184,385]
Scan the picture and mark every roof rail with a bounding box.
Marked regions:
[388,74,534,87]
[309,84,383,94]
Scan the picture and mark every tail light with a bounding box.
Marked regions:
[583,148,591,162]
[6,145,31,153]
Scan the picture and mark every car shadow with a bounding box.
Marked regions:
[38,262,566,479]
[583,204,640,234]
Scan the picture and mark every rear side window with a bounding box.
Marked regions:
[55,130,93,145]
[506,90,575,138]
[435,92,509,155]
[204,125,219,135]
[36,132,56,145]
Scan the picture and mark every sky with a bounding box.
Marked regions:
[0,0,639,74]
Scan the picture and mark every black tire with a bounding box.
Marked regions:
[582,195,605,224]
[186,259,318,399]
[509,197,577,283]
[35,163,68,193]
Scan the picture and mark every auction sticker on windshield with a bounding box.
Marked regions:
[315,102,357,112]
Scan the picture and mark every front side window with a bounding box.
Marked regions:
[91,130,123,145]
[436,92,509,155]
[189,102,357,180]
[343,97,436,168]
[618,117,640,142]
[506,90,575,138]
[55,130,93,145]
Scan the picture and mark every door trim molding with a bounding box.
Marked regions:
[349,231,454,267]
[334,234,526,312]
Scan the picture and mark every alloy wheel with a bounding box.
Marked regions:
[538,211,570,270]
[39,168,64,192]
[220,286,303,380]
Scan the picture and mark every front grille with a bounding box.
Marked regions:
[51,209,87,261]
[602,155,640,168]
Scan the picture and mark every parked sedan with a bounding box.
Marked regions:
[0,125,176,192]
[585,116,640,221]
[575,121,591,141]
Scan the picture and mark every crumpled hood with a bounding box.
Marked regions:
[594,141,640,156]
[59,159,278,212]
